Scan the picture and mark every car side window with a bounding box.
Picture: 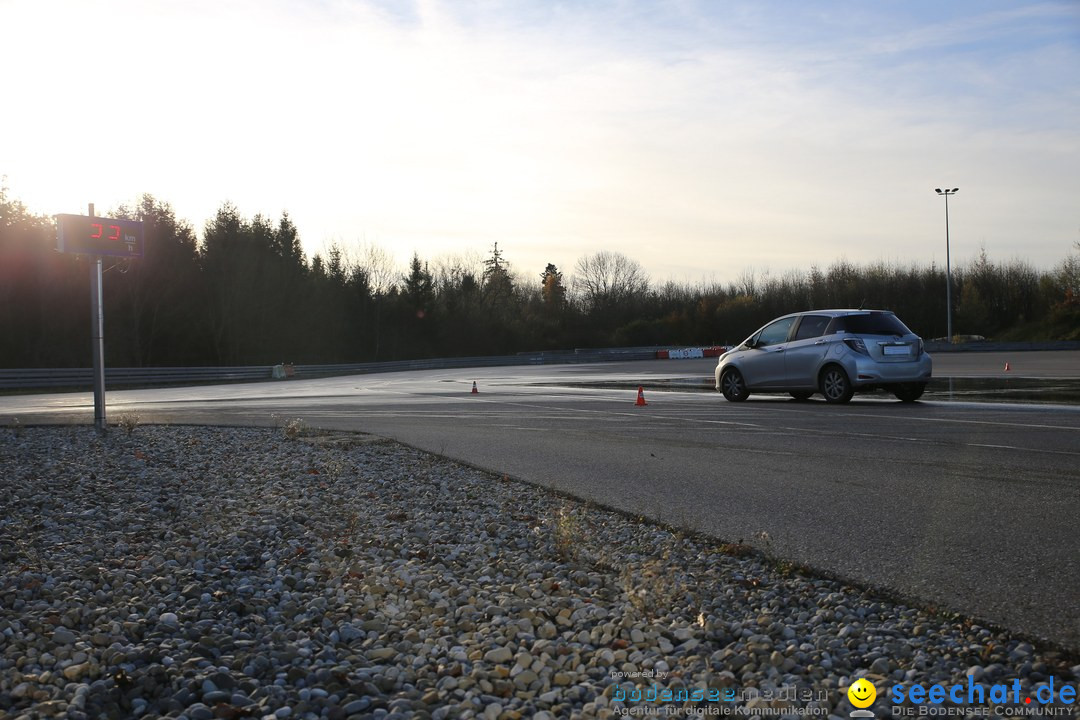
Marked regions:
[793,315,830,341]
[756,317,796,347]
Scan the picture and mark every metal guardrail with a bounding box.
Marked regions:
[925,341,1080,353]
[0,348,661,390]
[0,366,271,389]
[5,343,1076,390]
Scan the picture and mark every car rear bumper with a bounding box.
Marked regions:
[851,354,933,386]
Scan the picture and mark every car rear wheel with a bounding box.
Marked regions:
[790,391,813,401]
[893,382,926,403]
[720,368,750,402]
[820,365,854,404]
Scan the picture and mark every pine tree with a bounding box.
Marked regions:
[482,242,514,306]
[541,263,566,308]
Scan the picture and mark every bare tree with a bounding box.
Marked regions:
[572,250,649,313]
[358,241,397,296]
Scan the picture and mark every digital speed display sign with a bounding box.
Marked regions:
[56,213,144,258]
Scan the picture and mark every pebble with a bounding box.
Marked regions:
[0,425,1075,720]
[51,628,77,646]
[342,698,369,714]
[187,703,214,720]
[63,663,90,681]
[484,647,514,664]
[368,648,398,661]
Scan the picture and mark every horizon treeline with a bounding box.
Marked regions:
[2,189,1078,368]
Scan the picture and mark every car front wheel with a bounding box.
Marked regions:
[720,368,750,402]
[820,365,854,404]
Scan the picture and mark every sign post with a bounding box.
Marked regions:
[89,205,106,431]
[55,206,144,433]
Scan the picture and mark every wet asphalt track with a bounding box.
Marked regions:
[2,352,1079,651]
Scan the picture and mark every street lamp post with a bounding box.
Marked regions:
[935,187,959,343]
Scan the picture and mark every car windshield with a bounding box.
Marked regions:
[831,312,912,336]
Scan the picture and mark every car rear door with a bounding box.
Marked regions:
[783,314,832,387]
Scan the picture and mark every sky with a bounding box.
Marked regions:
[2,0,1078,284]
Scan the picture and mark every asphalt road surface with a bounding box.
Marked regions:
[2,352,1079,651]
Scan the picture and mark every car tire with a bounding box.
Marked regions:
[819,365,854,404]
[893,382,926,403]
[790,391,813,401]
[720,368,750,402]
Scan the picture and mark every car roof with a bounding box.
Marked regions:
[779,309,894,319]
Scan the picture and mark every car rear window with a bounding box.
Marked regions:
[829,312,912,336]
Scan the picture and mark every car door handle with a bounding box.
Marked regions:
[814,339,827,345]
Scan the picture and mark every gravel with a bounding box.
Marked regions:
[1,425,1076,720]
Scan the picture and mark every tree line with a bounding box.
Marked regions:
[1,187,1078,369]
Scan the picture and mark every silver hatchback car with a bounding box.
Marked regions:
[714,309,933,403]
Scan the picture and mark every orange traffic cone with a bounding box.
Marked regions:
[471,381,479,394]
[635,386,648,406]
[1004,362,1011,372]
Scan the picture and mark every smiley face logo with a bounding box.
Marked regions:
[848,678,877,709]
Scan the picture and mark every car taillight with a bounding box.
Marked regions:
[843,338,869,355]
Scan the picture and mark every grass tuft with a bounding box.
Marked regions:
[283,418,308,440]
[116,412,140,436]
[549,505,585,561]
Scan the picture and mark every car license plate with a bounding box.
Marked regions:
[883,345,909,356]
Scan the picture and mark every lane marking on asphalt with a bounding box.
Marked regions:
[485,425,551,432]
[831,409,1080,432]
[454,394,1080,457]
[962,442,1080,457]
